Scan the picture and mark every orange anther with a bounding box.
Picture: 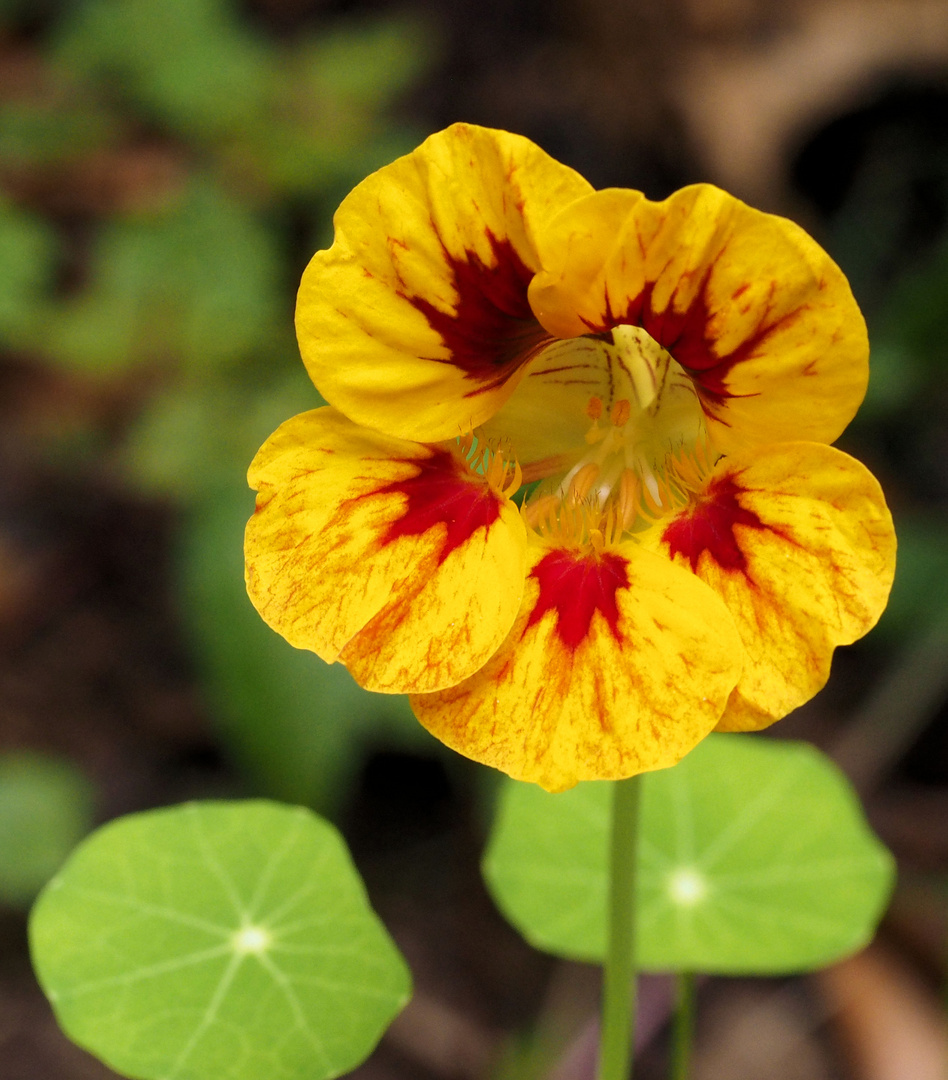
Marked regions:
[617,469,640,529]
[610,399,631,427]
[586,396,603,421]
[568,462,600,503]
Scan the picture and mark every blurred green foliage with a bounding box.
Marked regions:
[46,179,285,375]
[45,0,430,198]
[0,753,94,907]
[0,198,58,347]
[53,0,277,141]
[0,81,117,170]
[0,0,439,814]
[824,117,948,644]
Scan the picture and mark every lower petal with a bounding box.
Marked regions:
[658,442,896,730]
[410,541,743,791]
[245,408,527,693]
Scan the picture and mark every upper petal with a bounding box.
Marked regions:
[410,540,744,791]
[657,442,896,730]
[297,124,593,443]
[245,408,528,693]
[527,185,868,452]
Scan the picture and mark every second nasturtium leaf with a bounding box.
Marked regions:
[30,801,411,1080]
[483,736,894,974]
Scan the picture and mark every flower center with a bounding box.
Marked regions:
[517,325,715,549]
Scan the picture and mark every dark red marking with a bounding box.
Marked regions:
[662,474,768,574]
[525,550,629,651]
[375,449,501,565]
[582,269,800,406]
[405,230,552,390]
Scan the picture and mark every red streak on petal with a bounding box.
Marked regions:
[526,549,629,651]
[377,449,502,565]
[406,229,552,391]
[662,474,767,574]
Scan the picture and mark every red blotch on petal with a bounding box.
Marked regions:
[376,449,502,565]
[662,474,768,574]
[587,271,800,406]
[406,230,552,391]
[526,549,629,650]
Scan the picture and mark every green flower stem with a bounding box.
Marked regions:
[597,774,643,1080]
[670,971,695,1080]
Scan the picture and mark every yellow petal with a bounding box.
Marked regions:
[297,124,593,444]
[528,185,868,452]
[410,541,744,791]
[657,442,896,730]
[245,408,527,693]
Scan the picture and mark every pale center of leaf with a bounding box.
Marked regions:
[231,924,272,955]
[667,867,707,907]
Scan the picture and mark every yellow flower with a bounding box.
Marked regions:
[245,124,895,792]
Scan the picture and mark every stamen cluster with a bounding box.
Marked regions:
[524,384,717,552]
[458,431,523,500]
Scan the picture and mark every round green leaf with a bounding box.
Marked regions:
[30,800,411,1080]
[483,736,894,974]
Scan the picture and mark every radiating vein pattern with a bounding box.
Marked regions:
[483,735,894,973]
[30,800,412,1080]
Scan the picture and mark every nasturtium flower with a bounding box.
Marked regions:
[245,123,895,792]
